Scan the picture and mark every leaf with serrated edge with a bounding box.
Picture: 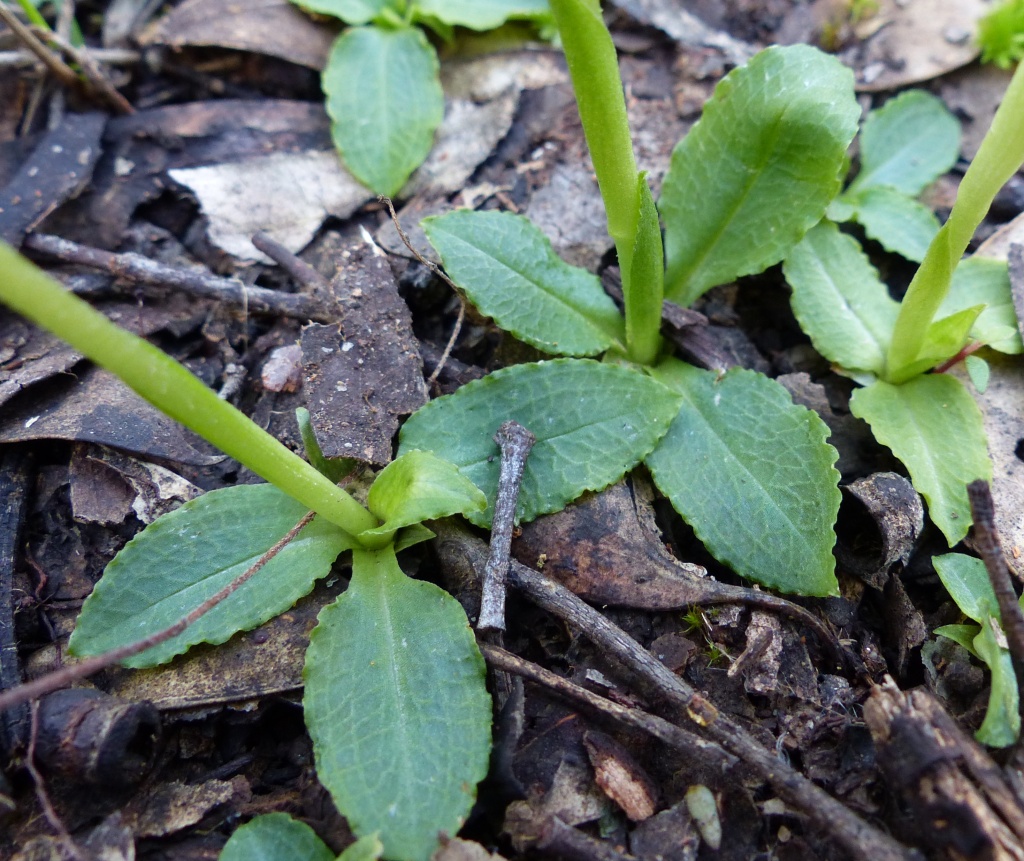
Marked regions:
[221,813,335,861]
[290,0,393,25]
[845,186,939,263]
[849,90,961,197]
[412,0,550,29]
[645,360,840,596]
[69,484,353,668]
[423,211,624,357]
[661,45,858,306]
[939,257,1024,354]
[304,546,490,861]
[398,359,681,527]
[323,27,443,196]
[361,449,485,538]
[784,220,898,376]
[850,376,991,545]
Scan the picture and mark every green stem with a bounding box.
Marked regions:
[0,243,384,542]
[549,0,663,365]
[14,0,51,32]
[887,59,1024,380]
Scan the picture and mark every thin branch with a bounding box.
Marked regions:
[0,1,79,88]
[35,27,134,115]
[0,510,315,715]
[26,702,86,861]
[252,231,331,293]
[967,480,1024,712]
[537,816,635,861]
[0,47,139,68]
[23,232,333,322]
[379,196,466,385]
[427,298,465,388]
[437,523,919,861]
[479,643,735,771]
[479,421,536,631]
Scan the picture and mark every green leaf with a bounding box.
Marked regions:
[361,449,486,538]
[966,355,991,393]
[783,220,899,376]
[220,813,334,861]
[645,360,841,596]
[291,0,394,26]
[297,406,355,483]
[974,621,1021,747]
[398,359,681,527]
[843,186,940,263]
[323,26,443,196]
[849,375,992,545]
[978,0,1024,68]
[933,552,999,623]
[939,257,1024,354]
[395,523,437,551]
[934,623,982,657]
[69,485,353,668]
[660,44,859,306]
[935,555,1024,745]
[850,90,961,196]
[412,0,551,29]
[914,305,985,369]
[339,834,385,861]
[422,210,624,357]
[624,172,665,366]
[304,546,491,861]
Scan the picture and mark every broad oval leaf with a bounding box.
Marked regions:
[844,186,939,263]
[645,360,841,596]
[939,257,1024,354]
[69,484,353,668]
[412,0,551,29]
[849,90,961,197]
[362,449,486,537]
[323,26,443,196]
[398,359,681,526]
[933,552,998,624]
[290,0,393,25]
[661,45,859,306]
[423,210,624,357]
[783,220,899,376]
[220,813,335,861]
[304,546,491,861]
[850,375,992,545]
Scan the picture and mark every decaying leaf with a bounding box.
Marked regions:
[301,240,427,465]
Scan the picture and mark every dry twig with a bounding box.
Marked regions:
[24,232,332,321]
[479,421,536,631]
[435,522,920,861]
[380,196,466,385]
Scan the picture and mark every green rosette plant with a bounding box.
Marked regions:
[0,244,491,861]
[783,59,1024,546]
[401,0,858,597]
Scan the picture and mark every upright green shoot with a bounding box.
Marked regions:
[888,59,1024,380]
[549,0,663,365]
